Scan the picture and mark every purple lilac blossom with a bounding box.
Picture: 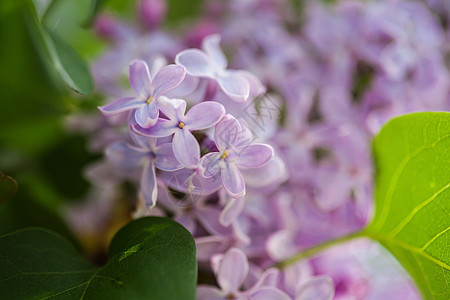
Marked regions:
[200,114,274,198]
[132,96,226,168]
[63,0,450,298]
[99,60,186,128]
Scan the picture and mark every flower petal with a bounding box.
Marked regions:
[200,152,222,178]
[295,276,335,300]
[241,156,288,188]
[214,114,242,151]
[98,97,143,116]
[129,60,152,97]
[140,162,158,208]
[184,101,225,130]
[221,162,245,198]
[105,141,147,171]
[202,34,227,71]
[233,144,274,168]
[155,143,183,171]
[153,64,186,98]
[250,287,291,300]
[173,130,200,168]
[175,49,213,77]
[197,206,232,236]
[131,118,177,137]
[157,96,186,121]
[219,196,244,226]
[197,286,226,300]
[217,72,250,102]
[134,101,159,128]
[217,248,249,294]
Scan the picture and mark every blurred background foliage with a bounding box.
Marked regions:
[0,0,202,249]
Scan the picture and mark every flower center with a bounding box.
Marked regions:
[221,150,230,159]
[146,96,154,104]
[178,121,185,129]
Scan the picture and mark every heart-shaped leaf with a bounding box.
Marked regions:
[367,112,450,300]
[0,217,197,299]
[0,172,18,205]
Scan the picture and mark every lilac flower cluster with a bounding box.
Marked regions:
[65,0,450,299]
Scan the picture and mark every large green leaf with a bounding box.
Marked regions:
[0,217,197,299]
[367,112,450,300]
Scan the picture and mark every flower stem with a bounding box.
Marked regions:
[274,230,367,269]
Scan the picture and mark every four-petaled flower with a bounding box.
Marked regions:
[132,96,226,168]
[197,247,290,300]
[106,131,182,208]
[200,114,274,198]
[99,60,186,128]
[175,34,250,102]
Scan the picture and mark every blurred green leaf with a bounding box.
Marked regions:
[84,0,105,26]
[0,172,18,205]
[368,112,450,300]
[0,217,197,300]
[43,29,94,95]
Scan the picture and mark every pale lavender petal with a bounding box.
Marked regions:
[200,152,222,178]
[175,214,196,234]
[202,34,227,71]
[165,74,200,99]
[129,60,152,97]
[140,162,158,208]
[217,72,250,102]
[197,286,226,300]
[130,130,156,150]
[99,97,143,116]
[219,197,244,226]
[252,268,280,289]
[295,276,334,300]
[214,114,242,151]
[153,64,186,98]
[250,287,291,300]
[217,248,249,294]
[134,101,159,128]
[157,96,186,121]
[173,130,200,168]
[266,230,299,261]
[155,143,183,171]
[221,162,245,198]
[175,49,213,77]
[131,118,177,137]
[235,70,266,97]
[197,206,232,236]
[233,144,274,169]
[184,101,225,130]
[105,141,147,171]
[195,236,229,262]
[241,156,288,188]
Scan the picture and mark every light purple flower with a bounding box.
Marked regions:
[99,60,186,128]
[106,131,182,208]
[175,34,251,102]
[197,248,290,300]
[200,114,274,198]
[132,96,226,168]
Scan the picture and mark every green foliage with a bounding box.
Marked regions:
[0,172,17,205]
[0,217,197,300]
[367,112,450,300]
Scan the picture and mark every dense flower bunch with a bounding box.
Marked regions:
[65,0,450,299]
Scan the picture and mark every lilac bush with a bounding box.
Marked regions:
[64,0,450,299]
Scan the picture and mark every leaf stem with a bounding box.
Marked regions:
[274,230,367,269]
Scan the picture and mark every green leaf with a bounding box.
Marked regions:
[0,172,17,204]
[43,28,94,95]
[0,217,197,299]
[84,0,104,26]
[367,112,450,300]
